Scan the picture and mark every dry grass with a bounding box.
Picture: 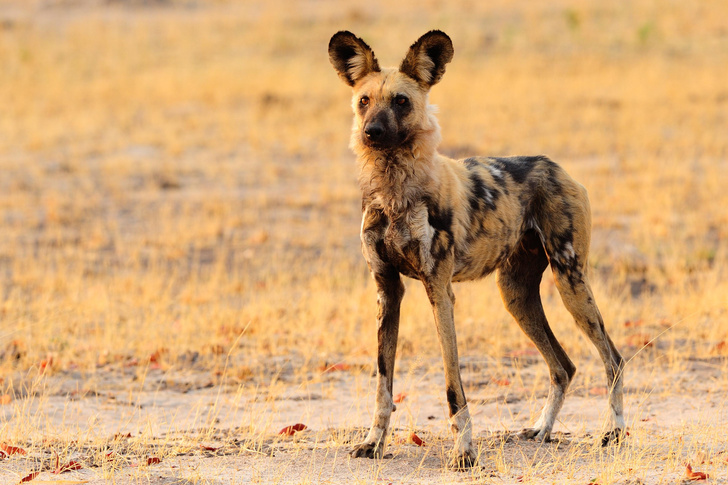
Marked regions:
[0,0,727,483]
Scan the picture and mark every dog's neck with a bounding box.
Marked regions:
[353,113,443,217]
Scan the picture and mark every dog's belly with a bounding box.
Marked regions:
[452,233,518,282]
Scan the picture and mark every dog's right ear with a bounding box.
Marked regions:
[328,31,380,87]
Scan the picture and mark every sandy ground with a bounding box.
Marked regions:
[1,353,726,484]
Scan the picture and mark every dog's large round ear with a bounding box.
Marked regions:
[328,31,381,87]
[400,30,454,87]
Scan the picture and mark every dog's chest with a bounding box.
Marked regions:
[361,203,435,279]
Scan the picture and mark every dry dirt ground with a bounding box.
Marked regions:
[1,351,726,484]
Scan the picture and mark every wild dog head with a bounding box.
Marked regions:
[328,31,454,156]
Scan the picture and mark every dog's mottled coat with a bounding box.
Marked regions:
[329,30,626,469]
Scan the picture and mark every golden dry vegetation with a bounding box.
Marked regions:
[0,0,727,483]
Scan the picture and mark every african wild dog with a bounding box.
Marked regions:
[328,30,625,469]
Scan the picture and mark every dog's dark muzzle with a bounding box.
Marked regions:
[362,118,402,149]
[364,121,385,143]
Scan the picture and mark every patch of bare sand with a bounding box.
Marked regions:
[1,355,726,484]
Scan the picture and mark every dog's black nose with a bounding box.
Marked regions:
[364,123,384,141]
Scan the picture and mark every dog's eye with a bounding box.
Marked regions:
[360,96,369,106]
[395,95,408,106]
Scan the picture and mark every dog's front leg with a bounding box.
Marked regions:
[351,268,405,459]
[424,276,478,470]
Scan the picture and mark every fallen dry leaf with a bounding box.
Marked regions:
[711,341,727,354]
[53,460,83,474]
[130,455,161,467]
[685,463,709,481]
[1,443,26,455]
[199,444,219,451]
[0,394,12,405]
[278,423,307,436]
[148,348,168,369]
[492,378,511,386]
[410,432,425,446]
[623,319,644,328]
[149,348,166,363]
[320,362,350,373]
[18,471,39,483]
[393,393,407,403]
[38,355,54,373]
[626,333,653,347]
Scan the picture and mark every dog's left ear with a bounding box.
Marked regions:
[400,30,454,87]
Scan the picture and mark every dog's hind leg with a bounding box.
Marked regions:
[542,185,626,445]
[496,229,577,442]
[351,266,405,459]
[551,264,626,444]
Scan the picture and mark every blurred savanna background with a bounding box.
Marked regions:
[0,0,727,481]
